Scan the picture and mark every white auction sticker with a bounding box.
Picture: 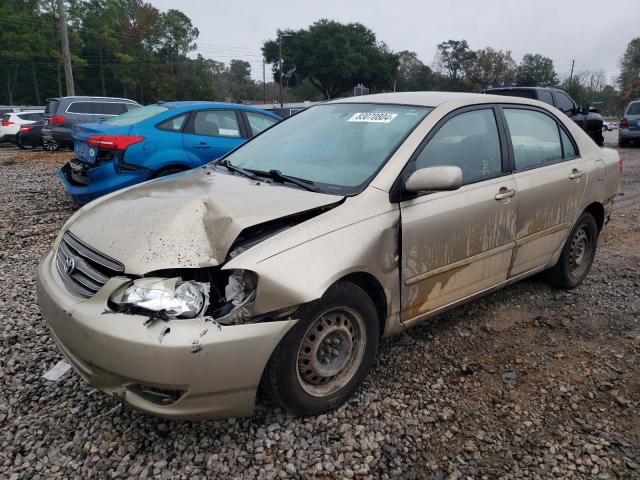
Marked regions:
[348,112,398,123]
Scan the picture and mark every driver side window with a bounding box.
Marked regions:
[415,108,503,185]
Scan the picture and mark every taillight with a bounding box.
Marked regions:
[20,126,34,133]
[50,115,65,125]
[1,121,14,127]
[87,135,144,150]
[620,118,628,129]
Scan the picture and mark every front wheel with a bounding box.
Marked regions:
[547,212,598,289]
[264,282,379,416]
[43,139,58,151]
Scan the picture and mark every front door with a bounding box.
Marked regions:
[183,110,246,164]
[500,106,588,277]
[399,106,518,322]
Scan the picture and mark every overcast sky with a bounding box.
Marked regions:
[149,0,638,84]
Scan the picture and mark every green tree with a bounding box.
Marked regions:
[395,50,434,91]
[435,40,476,82]
[262,19,398,99]
[516,54,559,87]
[468,48,516,90]
[618,37,640,103]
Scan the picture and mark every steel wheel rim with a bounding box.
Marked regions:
[569,226,592,277]
[296,307,366,397]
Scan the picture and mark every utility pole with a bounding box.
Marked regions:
[56,0,74,96]
[278,32,291,107]
[263,59,266,104]
[568,59,575,92]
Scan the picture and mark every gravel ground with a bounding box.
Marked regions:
[0,132,639,479]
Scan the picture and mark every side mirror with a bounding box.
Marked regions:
[404,166,463,193]
[580,103,590,115]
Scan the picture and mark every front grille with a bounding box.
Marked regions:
[55,231,125,298]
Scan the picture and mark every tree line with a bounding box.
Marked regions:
[1,1,638,117]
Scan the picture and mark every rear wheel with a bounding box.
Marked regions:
[43,139,58,151]
[618,137,628,148]
[547,212,598,289]
[264,282,379,416]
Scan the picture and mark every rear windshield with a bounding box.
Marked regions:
[45,99,59,114]
[627,103,640,115]
[67,102,103,114]
[489,90,536,99]
[103,104,169,126]
[103,102,131,115]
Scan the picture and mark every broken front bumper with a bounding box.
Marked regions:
[36,251,295,420]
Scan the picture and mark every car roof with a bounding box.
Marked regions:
[161,101,281,116]
[326,91,545,108]
[48,96,139,103]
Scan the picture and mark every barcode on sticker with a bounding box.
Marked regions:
[348,112,398,123]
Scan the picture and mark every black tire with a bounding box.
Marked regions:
[150,166,187,179]
[618,137,628,148]
[547,212,598,289]
[43,140,58,152]
[264,281,379,416]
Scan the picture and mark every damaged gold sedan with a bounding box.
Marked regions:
[37,92,622,419]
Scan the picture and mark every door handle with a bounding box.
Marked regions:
[495,188,516,201]
[569,169,583,180]
[194,142,211,149]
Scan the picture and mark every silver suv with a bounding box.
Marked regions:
[42,96,140,149]
[619,100,640,147]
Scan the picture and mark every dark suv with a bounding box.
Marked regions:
[42,96,141,149]
[484,87,604,146]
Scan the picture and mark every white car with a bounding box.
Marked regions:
[602,121,618,131]
[0,110,44,144]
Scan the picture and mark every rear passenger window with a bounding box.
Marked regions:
[157,114,187,132]
[560,129,578,160]
[538,90,554,106]
[67,102,103,114]
[246,112,278,136]
[102,103,128,115]
[554,92,574,114]
[192,111,240,137]
[415,109,502,185]
[504,109,563,169]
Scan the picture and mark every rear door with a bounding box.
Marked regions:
[500,106,587,277]
[399,106,518,321]
[182,109,246,164]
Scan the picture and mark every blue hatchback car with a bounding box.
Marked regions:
[59,101,281,204]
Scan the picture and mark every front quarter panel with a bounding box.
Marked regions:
[225,187,401,336]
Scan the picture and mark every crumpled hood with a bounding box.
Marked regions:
[67,167,342,275]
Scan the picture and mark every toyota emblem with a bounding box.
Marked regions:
[64,257,76,274]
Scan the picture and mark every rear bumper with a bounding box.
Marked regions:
[619,129,640,141]
[37,251,295,420]
[59,160,149,205]
[1,134,17,144]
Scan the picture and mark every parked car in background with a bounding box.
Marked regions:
[0,110,44,144]
[60,101,281,204]
[602,121,618,131]
[42,96,141,150]
[17,121,48,149]
[618,100,640,147]
[484,86,605,146]
[38,92,621,420]
[0,105,44,116]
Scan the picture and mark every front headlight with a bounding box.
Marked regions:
[110,277,209,319]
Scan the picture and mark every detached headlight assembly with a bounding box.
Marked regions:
[110,277,209,319]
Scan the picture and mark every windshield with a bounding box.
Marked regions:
[103,104,168,126]
[221,103,431,194]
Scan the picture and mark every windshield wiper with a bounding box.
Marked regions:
[260,169,321,193]
[217,159,261,182]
